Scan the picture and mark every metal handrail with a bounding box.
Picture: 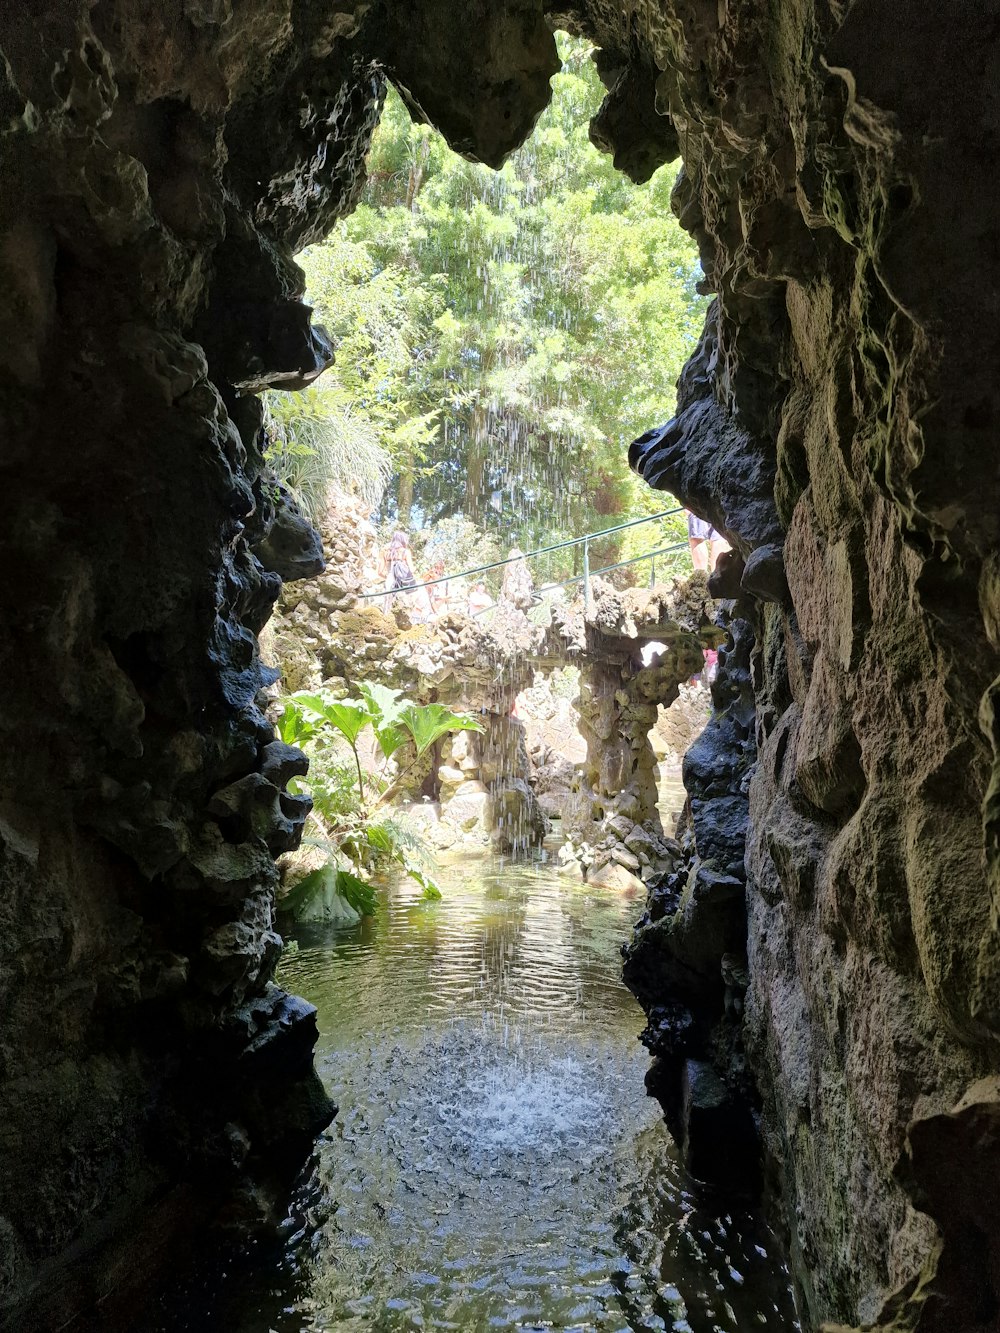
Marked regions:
[468,541,691,619]
[541,541,690,592]
[358,506,686,604]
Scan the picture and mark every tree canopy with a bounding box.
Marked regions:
[274,34,706,581]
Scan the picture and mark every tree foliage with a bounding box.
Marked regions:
[281,34,706,577]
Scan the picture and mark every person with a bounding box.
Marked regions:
[424,558,450,618]
[379,530,417,608]
[687,510,731,572]
[500,546,534,609]
[467,580,494,617]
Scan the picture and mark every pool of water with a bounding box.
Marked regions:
[157,850,799,1333]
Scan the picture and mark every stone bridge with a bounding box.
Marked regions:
[271,497,722,870]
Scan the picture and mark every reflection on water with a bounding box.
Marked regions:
[657,768,687,840]
[156,852,799,1333]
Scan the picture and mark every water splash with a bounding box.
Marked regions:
[150,858,800,1332]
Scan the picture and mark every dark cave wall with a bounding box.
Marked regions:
[0,3,378,1320]
[0,3,562,1322]
[1,2,998,1331]
[617,2,1000,1330]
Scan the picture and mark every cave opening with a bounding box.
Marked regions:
[3,3,999,1333]
[223,40,779,1327]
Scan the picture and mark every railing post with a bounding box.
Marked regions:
[583,536,592,614]
[649,555,656,588]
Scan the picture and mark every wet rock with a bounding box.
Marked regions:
[621,0,1000,1317]
[740,544,789,607]
[568,577,717,860]
[441,783,491,835]
[681,1060,760,1192]
[258,740,310,787]
[492,778,548,852]
[708,549,745,600]
[252,485,325,582]
[589,59,678,184]
[610,846,641,872]
[589,860,644,895]
[624,605,762,1199]
[378,0,559,169]
[437,764,465,797]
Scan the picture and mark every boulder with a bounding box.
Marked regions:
[610,846,641,872]
[437,764,465,797]
[441,784,490,835]
[537,789,569,820]
[588,861,644,895]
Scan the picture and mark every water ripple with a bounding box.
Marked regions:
[153,853,799,1333]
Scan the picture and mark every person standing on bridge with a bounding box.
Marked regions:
[468,580,494,618]
[379,530,417,609]
[500,546,535,610]
[424,557,451,618]
[686,510,730,572]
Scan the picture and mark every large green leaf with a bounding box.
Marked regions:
[278,864,334,917]
[283,691,373,746]
[335,868,379,916]
[359,681,406,727]
[399,703,483,757]
[360,683,411,759]
[278,863,378,919]
[277,697,323,747]
[372,720,408,760]
[409,864,443,901]
[287,691,334,717]
[365,822,395,854]
[319,698,372,746]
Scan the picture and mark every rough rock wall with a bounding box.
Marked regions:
[566,576,716,864]
[2,1,998,1329]
[594,1,1000,1329]
[623,603,762,1193]
[269,509,718,861]
[0,2,386,1321]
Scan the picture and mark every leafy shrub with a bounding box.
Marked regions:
[277,684,483,918]
[263,384,393,518]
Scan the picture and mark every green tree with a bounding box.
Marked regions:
[283,34,706,577]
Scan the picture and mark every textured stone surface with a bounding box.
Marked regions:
[567,575,717,853]
[272,505,718,858]
[2,1,999,1329]
[611,0,1000,1328]
[0,1,380,1319]
[623,602,760,1191]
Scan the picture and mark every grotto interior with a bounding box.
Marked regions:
[2,2,999,1331]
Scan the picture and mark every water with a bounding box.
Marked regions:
[158,850,798,1332]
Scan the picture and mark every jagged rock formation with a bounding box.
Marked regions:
[270,510,718,862]
[615,5,1000,1332]
[624,603,759,1189]
[272,519,550,852]
[650,680,712,770]
[1,2,998,1330]
[564,575,717,843]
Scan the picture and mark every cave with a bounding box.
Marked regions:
[2,3,999,1331]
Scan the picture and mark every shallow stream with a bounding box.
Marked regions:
[159,848,799,1332]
